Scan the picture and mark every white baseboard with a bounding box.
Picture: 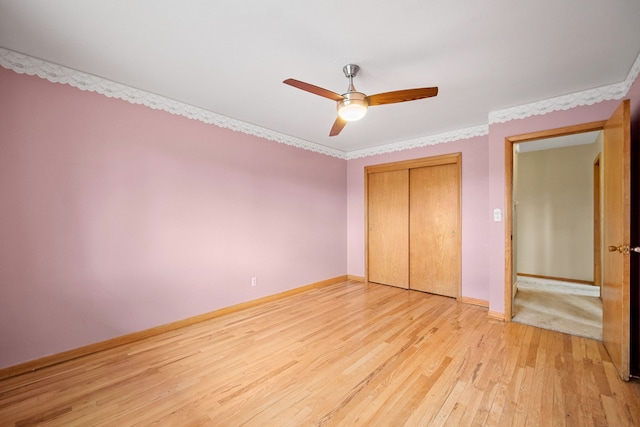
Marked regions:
[516,275,600,297]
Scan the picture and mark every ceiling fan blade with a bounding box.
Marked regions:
[366,87,438,106]
[329,116,347,136]
[283,79,345,101]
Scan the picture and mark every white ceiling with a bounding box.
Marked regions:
[1,1,639,154]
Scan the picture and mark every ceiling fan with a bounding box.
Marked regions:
[283,64,438,136]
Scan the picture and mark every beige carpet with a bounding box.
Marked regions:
[512,283,602,341]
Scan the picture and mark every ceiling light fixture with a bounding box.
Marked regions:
[337,92,368,121]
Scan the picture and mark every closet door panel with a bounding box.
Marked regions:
[368,170,409,288]
[409,163,460,297]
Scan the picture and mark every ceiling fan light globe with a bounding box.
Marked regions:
[337,93,368,121]
[338,103,367,121]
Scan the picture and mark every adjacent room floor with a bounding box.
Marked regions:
[512,277,602,340]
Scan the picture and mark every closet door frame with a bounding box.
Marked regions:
[364,152,462,298]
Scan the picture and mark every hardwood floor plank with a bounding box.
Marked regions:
[0,280,638,426]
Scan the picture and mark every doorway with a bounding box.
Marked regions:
[505,121,607,318]
[509,130,603,339]
[504,100,632,380]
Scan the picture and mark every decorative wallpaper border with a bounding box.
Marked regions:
[2,47,639,159]
[345,124,489,160]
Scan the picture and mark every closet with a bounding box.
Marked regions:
[365,153,461,298]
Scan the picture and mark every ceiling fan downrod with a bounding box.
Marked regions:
[343,64,359,92]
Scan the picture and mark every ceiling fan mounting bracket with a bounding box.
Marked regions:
[342,64,360,78]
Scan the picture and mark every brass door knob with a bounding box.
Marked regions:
[608,245,631,254]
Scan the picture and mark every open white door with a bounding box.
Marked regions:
[602,99,631,380]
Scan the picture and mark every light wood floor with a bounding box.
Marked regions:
[1,280,639,426]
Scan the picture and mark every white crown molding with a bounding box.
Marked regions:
[346,124,489,160]
[0,47,348,160]
[489,50,640,124]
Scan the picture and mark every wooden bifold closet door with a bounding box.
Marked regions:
[366,153,461,298]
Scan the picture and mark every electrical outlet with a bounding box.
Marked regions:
[251,277,257,287]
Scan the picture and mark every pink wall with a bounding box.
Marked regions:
[0,68,347,369]
[347,136,491,302]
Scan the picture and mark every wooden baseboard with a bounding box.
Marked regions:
[517,273,594,286]
[350,280,489,309]
[487,311,506,322]
[460,296,489,308]
[0,275,347,381]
